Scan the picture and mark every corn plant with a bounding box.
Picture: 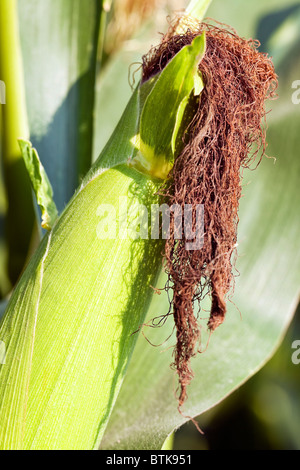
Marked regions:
[0,0,300,451]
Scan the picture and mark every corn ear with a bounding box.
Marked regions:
[0,31,206,450]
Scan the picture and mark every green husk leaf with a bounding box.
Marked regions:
[129,33,206,180]
[0,163,164,450]
[186,0,213,20]
[18,140,58,231]
[161,432,174,450]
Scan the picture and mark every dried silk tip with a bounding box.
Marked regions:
[142,20,278,408]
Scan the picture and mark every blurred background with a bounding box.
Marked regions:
[174,304,300,449]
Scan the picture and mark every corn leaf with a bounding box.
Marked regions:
[0,0,36,287]
[17,0,102,212]
[19,140,58,231]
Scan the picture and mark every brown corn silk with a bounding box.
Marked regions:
[142,20,278,408]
